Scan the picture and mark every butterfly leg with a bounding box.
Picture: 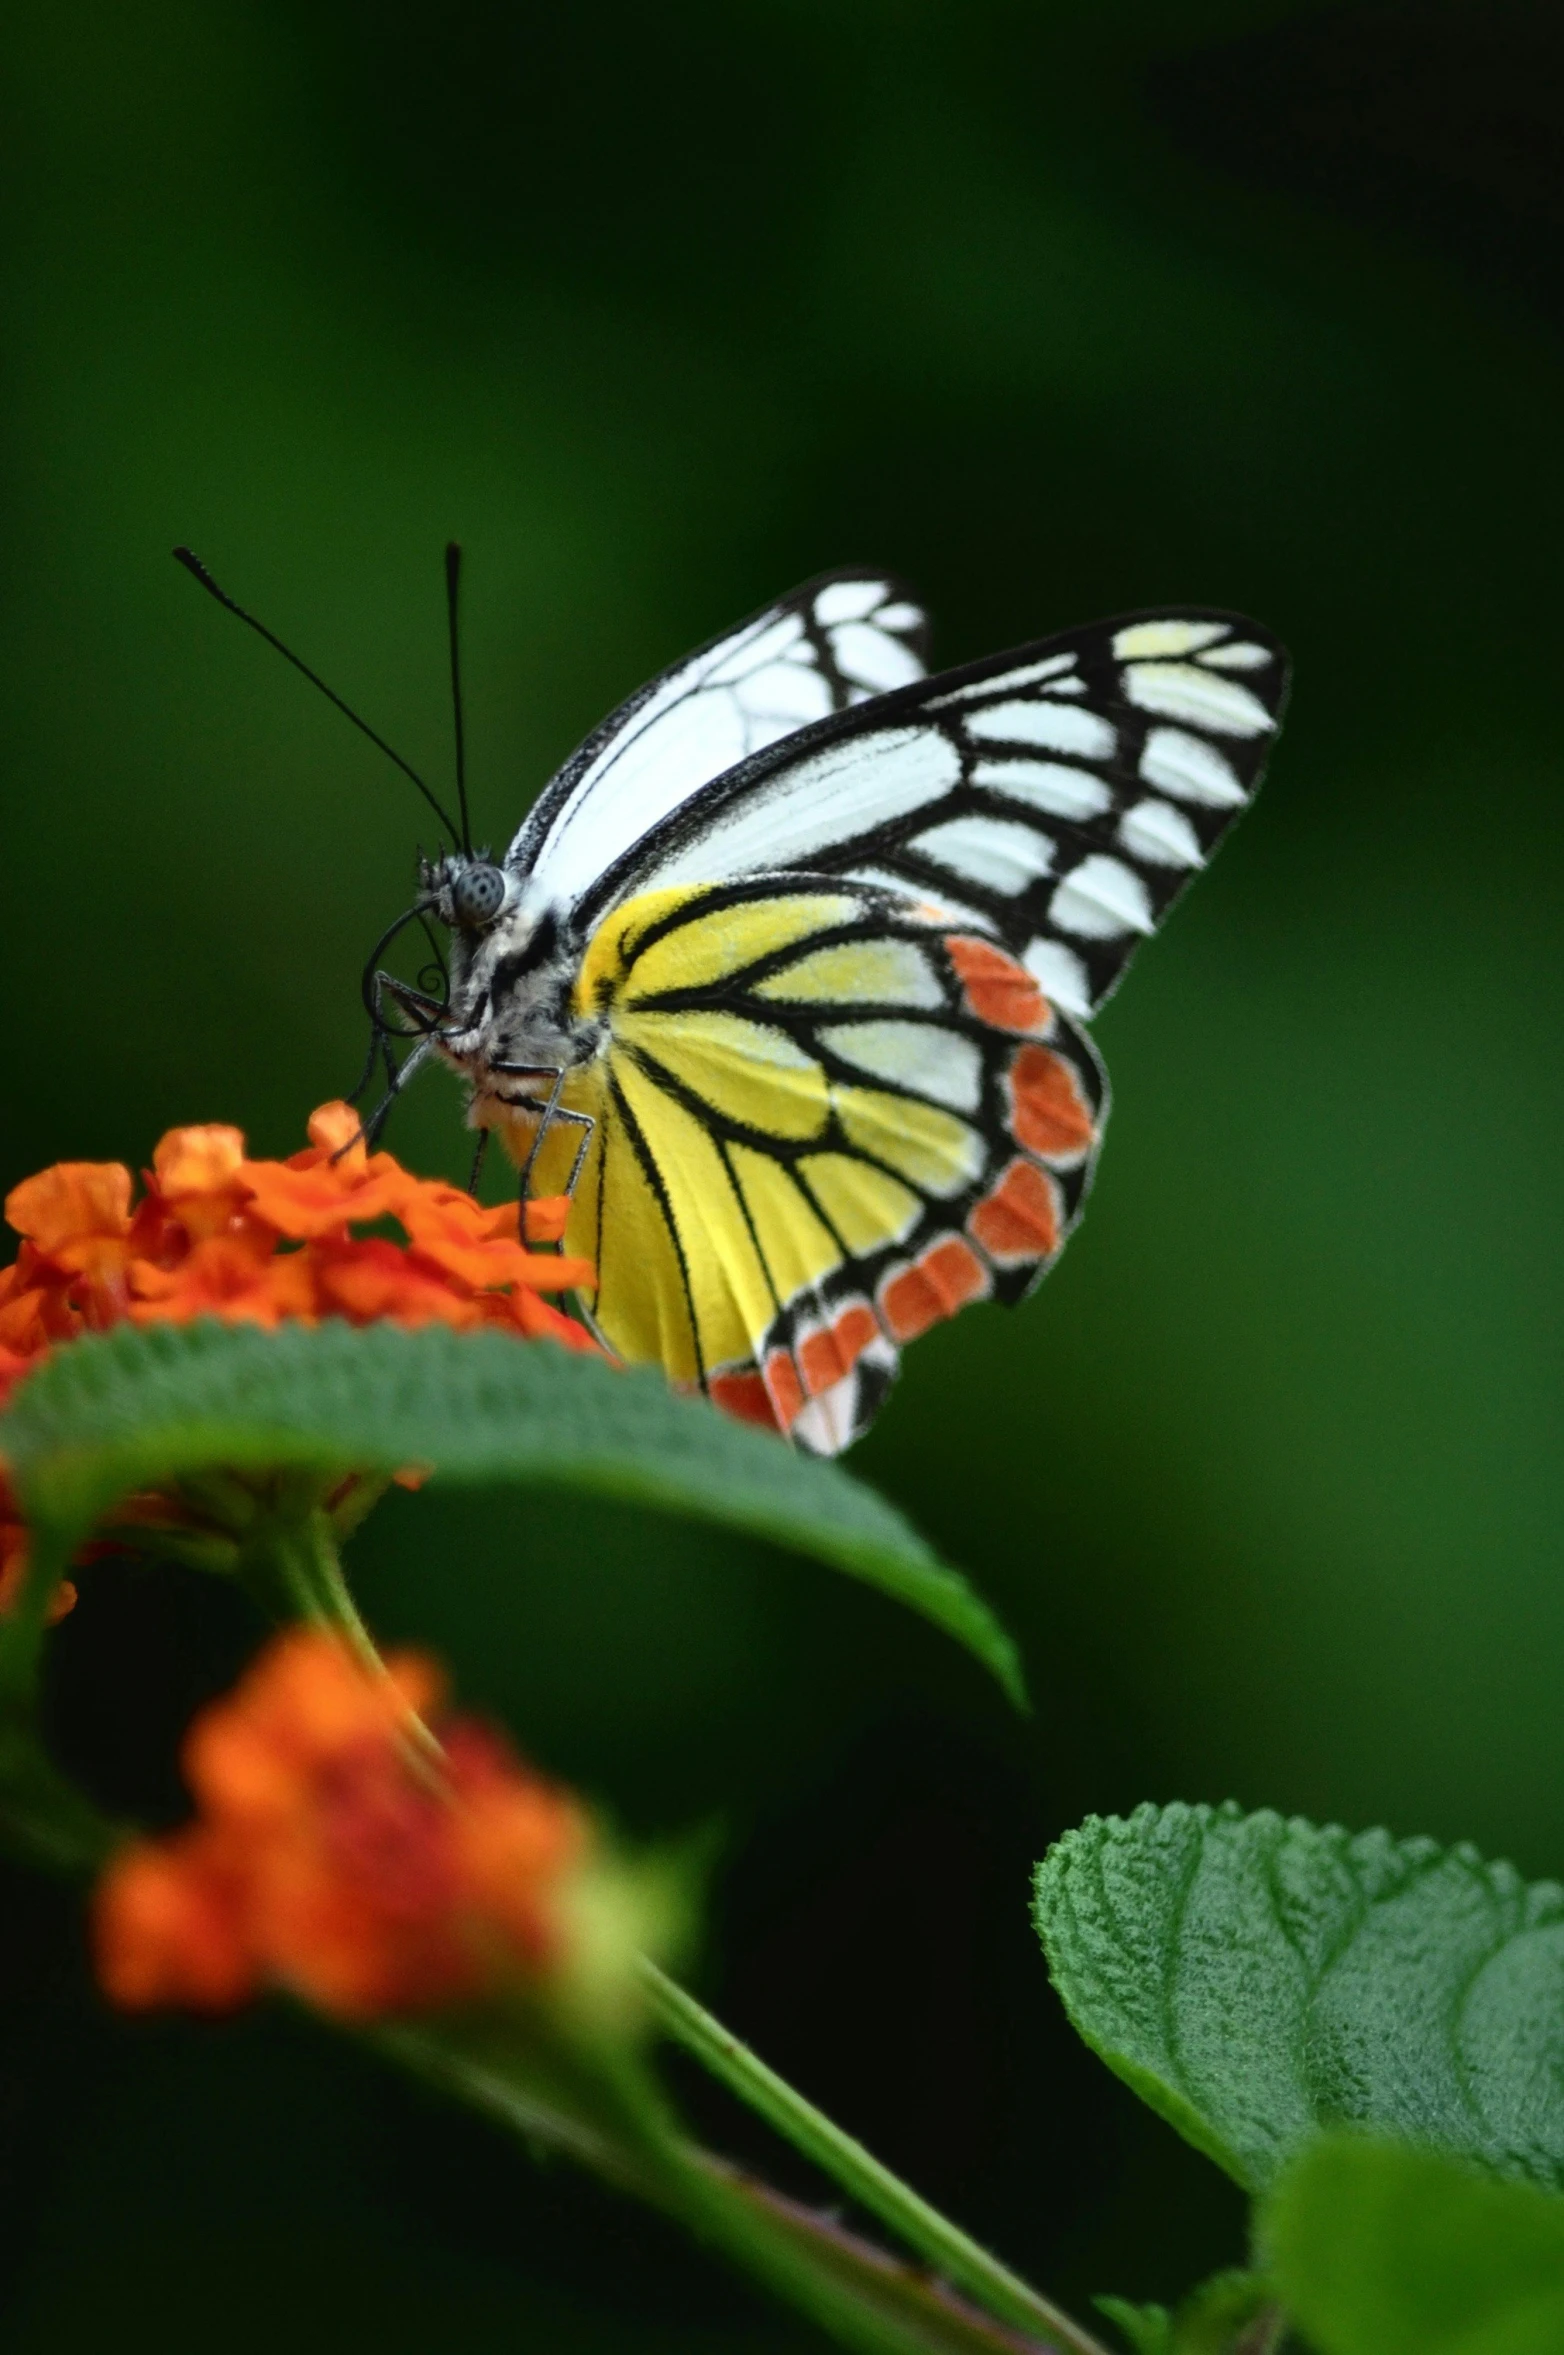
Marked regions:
[350,1031,441,1154]
[549,1108,596,1201]
[489,1060,597,1216]
[488,1061,567,1200]
[374,971,446,1035]
[344,1025,383,1111]
[346,968,454,1145]
[514,1065,566,1200]
[348,968,444,1102]
[522,1107,595,1244]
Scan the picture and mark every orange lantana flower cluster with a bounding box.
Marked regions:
[94,1628,590,2018]
[0,1104,596,1616]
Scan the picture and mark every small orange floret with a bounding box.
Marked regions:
[3,1103,586,1354]
[307,1238,484,1329]
[5,1161,133,1257]
[95,1833,254,2010]
[0,1104,596,1624]
[153,1124,247,1199]
[306,1100,382,1165]
[239,1131,419,1239]
[399,1185,572,1290]
[6,1162,138,1308]
[522,1197,569,1246]
[93,1629,588,2020]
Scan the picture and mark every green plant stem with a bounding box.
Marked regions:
[385,2020,1062,2355]
[0,1509,122,1870]
[640,1960,1113,2355]
[329,1471,394,1544]
[239,1505,384,1674]
[673,2148,1064,2355]
[373,2021,666,2197]
[0,1520,74,1710]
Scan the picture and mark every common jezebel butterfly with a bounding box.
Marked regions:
[180,555,1289,1456]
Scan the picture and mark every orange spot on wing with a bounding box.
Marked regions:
[969,1158,1061,1264]
[945,936,1049,1034]
[763,1348,805,1432]
[708,1367,782,1432]
[797,1299,879,1398]
[1008,1044,1095,1160]
[879,1236,989,1342]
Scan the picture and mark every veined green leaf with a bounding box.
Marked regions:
[1033,1802,1564,2192]
[1264,2135,1564,2355]
[0,1319,1022,1702]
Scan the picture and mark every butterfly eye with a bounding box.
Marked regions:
[451,862,507,929]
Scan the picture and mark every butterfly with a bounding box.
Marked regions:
[389,573,1289,1454]
[175,548,1287,1456]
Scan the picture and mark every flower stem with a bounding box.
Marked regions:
[239,1506,384,1675]
[0,1521,74,1711]
[667,2140,1065,2355]
[386,2019,1061,2355]
[640,1959,1113,2355]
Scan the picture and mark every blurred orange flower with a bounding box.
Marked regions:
[94,1627,589,2018]
[0,1104,597,1620]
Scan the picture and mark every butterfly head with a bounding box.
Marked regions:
[420,850,513,936]
[409,855,581,1074]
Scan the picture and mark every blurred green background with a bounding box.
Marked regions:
[5,0,1564,2343]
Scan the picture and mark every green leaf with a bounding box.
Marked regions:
[1032,1802,1564,2193]
[1094,2297,1172,2355]
[1263,2134,1564,2355]
[1096,2270,1272,2355]
[0,1319,1022,1702]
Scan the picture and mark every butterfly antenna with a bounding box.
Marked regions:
[444,540,472,853]
[172,545,462,844]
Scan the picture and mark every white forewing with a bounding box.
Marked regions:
[509,572,928,910]
[910,813,1057,896]
[509,591,1287,1020]
[847,616,1287,1008]
[631,726,961,893]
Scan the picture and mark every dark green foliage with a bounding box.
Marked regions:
[0,1319,1022,1699]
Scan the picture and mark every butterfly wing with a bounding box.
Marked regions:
[535,879,1105,1455]
[507,603,1288,1454]
[555,610,1289,1018]
[507,571,928,911]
